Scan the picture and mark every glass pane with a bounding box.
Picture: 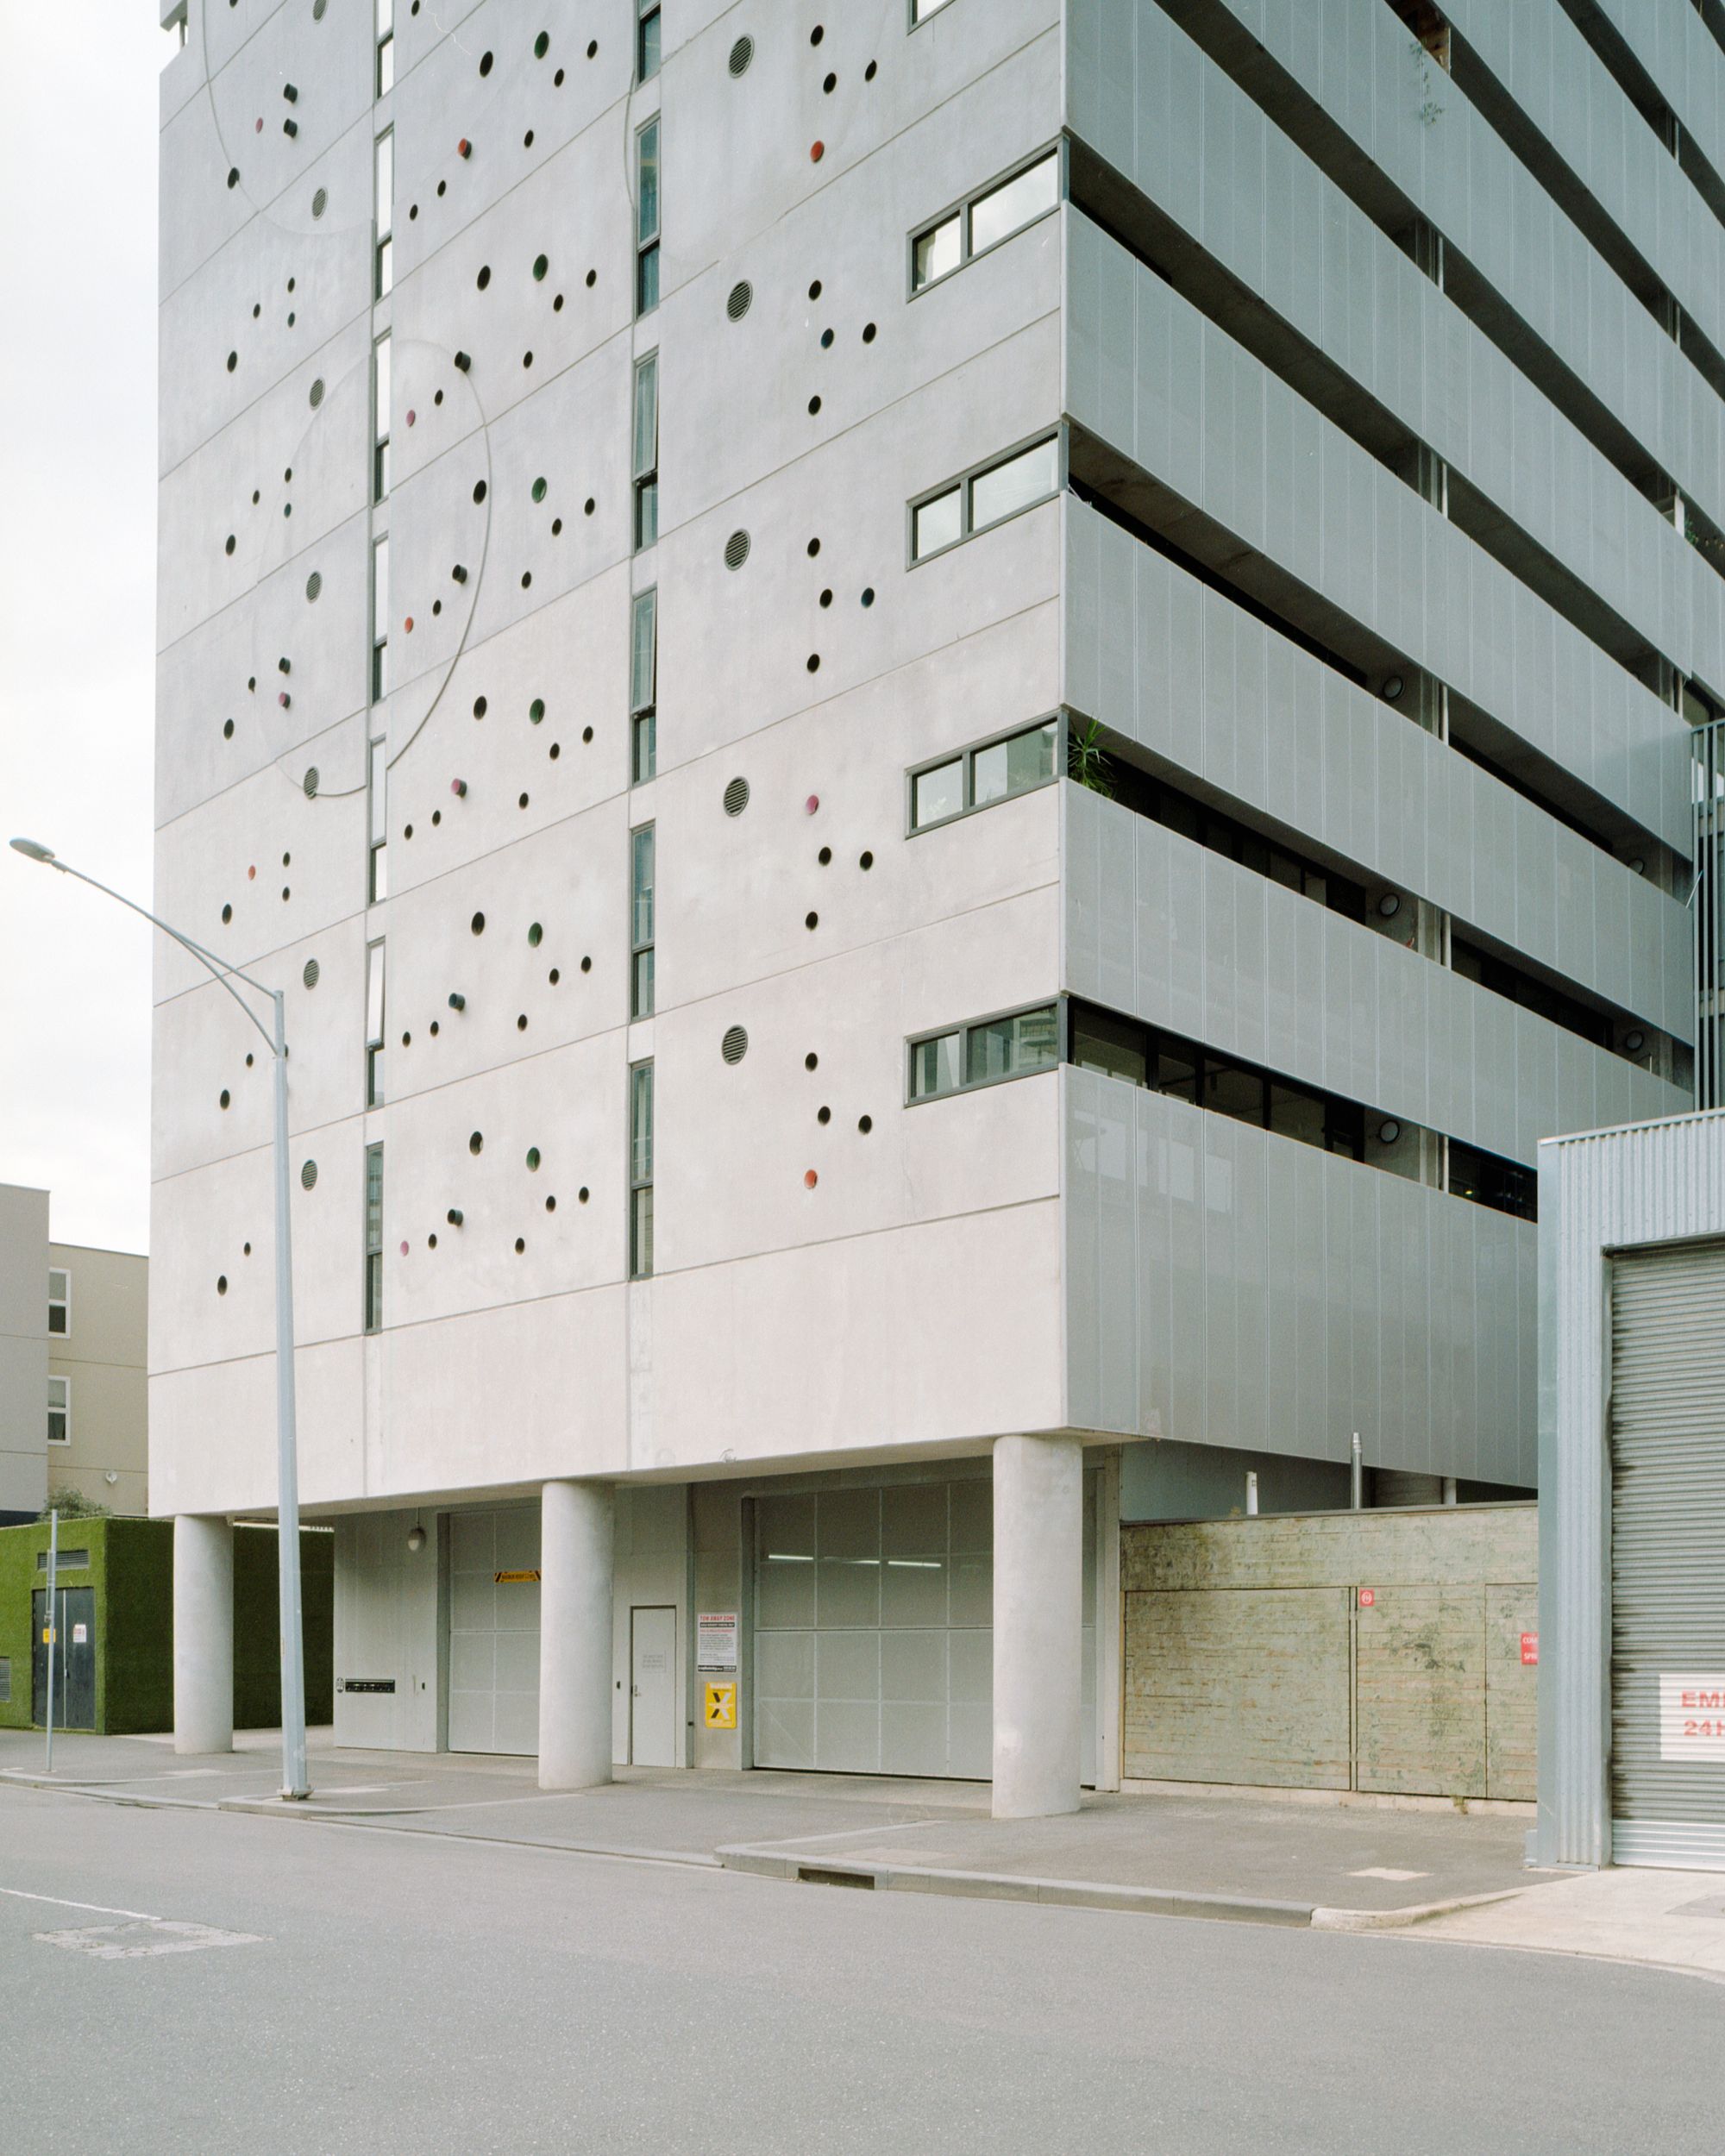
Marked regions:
[370,840,387,904]
[637,121,659,244]
[911,759,963,828]
[374,132,393,235]
[1073,1010,1146,1085]
[373,334,391,443]
[1204,1061,1266,1126]
[634,477,658,551]
[969,154,1059,257]
[365,1148,384,1253]
[969,438,1057,530]
[632,354,658,477]
[630,589,657,712]
[632,948,655,1019]
[912,0,955,18]
[631,826,655,945]
[913,486,962,560]
[47,1308,67,1337]
[973,721,1057,806]
[637,242,659,317]
[632,709,657,785]
[376,235,392,300]
[377,33,394,94]
[913,215,962,290]
[631,1187,655,1277]
[1267,1082,1325,1149]
[630,1065,654,1183]
[367,1045,385,1110]
[1154,1040,1199,1100]
[910,1032,962,1100]
[366,942,386,1045]
[369,737,387,844]
[966,1006,1057,1084]
[48,1270,66,1299]
[1013,1005,1058,1070]
[376,0,392,35]
[373,639,390,700]
[637,3,660,80]
[373,537,390,643]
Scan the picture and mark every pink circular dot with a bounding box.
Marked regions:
[399,1240,410,1257]
[404,616,414,632]
[805,794,820,815]
[255,117,263,134]
[406,409,417,427]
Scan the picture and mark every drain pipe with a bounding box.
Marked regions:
[1350,1432,1364,1511]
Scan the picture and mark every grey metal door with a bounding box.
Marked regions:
[32,1587,96,1731]
[1609,1241,1725,1869]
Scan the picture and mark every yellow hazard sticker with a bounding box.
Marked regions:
[704,1682,737,1729]
[493,1570,541,1583]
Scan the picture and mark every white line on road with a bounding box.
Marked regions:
[0,1886,160,1922]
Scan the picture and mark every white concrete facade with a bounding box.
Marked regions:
[154,1,1703,1804]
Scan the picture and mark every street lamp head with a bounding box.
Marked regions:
[9,837,58,864]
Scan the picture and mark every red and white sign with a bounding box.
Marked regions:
[1521,1633,1538,1665]
[1358,1589,1376,1608]
[1660,1675,1725,1760]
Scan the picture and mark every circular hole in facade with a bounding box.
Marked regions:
[552,292,562,311]
[303,958,321,988]
[437,179,447,197]
[549,967,561,984]
[806,653,820,673]
[584,497,595,515]
[724,529,751,570]
[533,254,549,281]
[549,742,561,758]
[525,130,536,148]
[555,66,564,83]
[531,476,548,503]
[311,187,327,218]
[810,23,824,45]
[721,1025,749,1065]
[807,536,821,557]
[222,904,233,924]
[805,912,819,931]
[580,956,593,973]
[469,1131,484,1156]
[479,48,493,74]
[809,279,823,300]
[244,1243,252,1257]
[581,726,593,743]
[819,588,833,607]
[727,279,753,321]
[862,323,877,343]
[817,1106,831,1125]
[309,376,324,406]
[517,1012,529,1029]
[823,71,836,92]
[818,846,831,865]
[228,167,241,189]
[430,1019,440,1036]
[219,1089,231,1110]
[858,1114,873,1133]
[806,1052,819,1070]
[518,793,530,810]
[217,1275,229,1294]
[431,809,442,826]
[804,1170,819,1189]
[545,1195,556,1213]
[528,922,543,947]
[428,1234,438,1250]
[474,694,488,718]
[226,351,237,373]
[865,60,877,81]
[473,479,487,504]
[526,1147,542,1171]
[223,718,235,739]
[579,1187,590,1203]
[808,396,822,416]
[305,570,322,601]
[225,535,236,555]
[729,34,754,75]
[586,38,597,56]
[861,587,875,607]
[471,912,486,934]
[586,268,597,287]
[535,30,550,58]
[522,352,534,370]
[859,850,874,870]
[820,328,834,348]
[514,1238,526,1254]
[723,776,750,817]
[530,698,546,724]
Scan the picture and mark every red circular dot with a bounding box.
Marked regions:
[406,409,417,427]
[404,615,414,632]
[810,141,825,162]
[805,794,820,815]
[247,865,256,880]
[458,138,472,158]
[399,1240,410,1257]
[255,117,263,134]
[804,1169,819,1189]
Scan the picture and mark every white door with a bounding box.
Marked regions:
[630,1606,677,1767]
[448,1505,541,1755]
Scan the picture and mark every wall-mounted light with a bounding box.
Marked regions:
[1377,893,1402,918]
[1381,674,1405,703]
[1377,1119,1402,1145]
[406,1524,426,1553]
[1624,1031,1647,1055]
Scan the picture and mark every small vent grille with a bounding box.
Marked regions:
[305,570,322,601]
[302,767,319,798]
[301,1159,318,1190]
[311,187,328,220]
[0,1657,9,1703]
[727,279,753,322]
[302,958,321,989]
[728,34,755,76]
[721,1025,750,1065]
[724,530,751,570]
[308,376,325,407]
[723,776,750,817]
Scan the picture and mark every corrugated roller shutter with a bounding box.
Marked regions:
[1609,1241,1725,1869]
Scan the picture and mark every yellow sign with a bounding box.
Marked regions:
[494,1570,541,1583]
[704,1682,737,1729]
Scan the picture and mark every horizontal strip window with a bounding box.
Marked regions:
[1451,936,1611,1053]
[908,1004,1058,1103]
[912,147,1061,294]
[1069,998,1537,1222]
[911,433,1061,564]
[909,718,1058,832]
[909,0,955,22]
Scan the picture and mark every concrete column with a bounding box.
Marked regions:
[992,1433,1083,1819]
[173,1514,233,1756]
[539,1478,614,1790]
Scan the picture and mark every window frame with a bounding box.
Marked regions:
[47,1373,69,1447]
[906,1000,1063,1106]
[629,1060,655,1280]
[637,0,662,83]
[365,937,386,1107]
[373,329,392,503]
[373,127,394,299]
[635,117,661,318]
[367,730,388,902]
[363,1142,385,1335]
[371,533,390,702]
[907,0,957,26]
[907,428,1064,568]
[47,1267,70,1338]
[631,349,659,553]
[907,141,1063,299]
[630,586,658,784]
[630,822,656,1019]
[906,713,1063,837]
[375,0,394,94]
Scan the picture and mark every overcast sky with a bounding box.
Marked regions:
[0,11,167,1254]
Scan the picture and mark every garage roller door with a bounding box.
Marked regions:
[1610,1242,1725,1870]
[753,1477,1095,1783]
[448,1505,541,1756]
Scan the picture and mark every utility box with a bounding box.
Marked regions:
[0,1517,332,1734]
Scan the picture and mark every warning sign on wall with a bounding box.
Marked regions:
[1521,1633,1539,1665]
[704,1682,737,1729]
[697,1613,738,1674]
[1659,1674,1725,1760]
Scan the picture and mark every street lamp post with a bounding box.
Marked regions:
[10,836,310,1800]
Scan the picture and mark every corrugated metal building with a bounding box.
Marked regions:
[1537,1111,1725,1871]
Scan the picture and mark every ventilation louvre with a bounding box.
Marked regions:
[724,530,751,570]
[723,776,750,817]
[300,1160,318,1190]
[302,959,321,989]
[721,1025,750,1065]
[728,34,755,76]
[727,279,754,322]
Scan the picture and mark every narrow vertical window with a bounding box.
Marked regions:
[372,534,390,700]
[367,733,388,901]
[636,119,660,317]
[373,128,394,298]
[365,938,386,1106]
[375,0,394,94]
[629,1062,654,1279]
[47,1375,69,1446]
[364,1144,385,1334]
[630,587,657,784]
[632,351,659,551]
[630,824,656,1018]
[47,1268,69,1337]
[373,331,392,502]
[637,0,661,81]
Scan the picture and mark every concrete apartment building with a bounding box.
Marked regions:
[0,1183,149,1524]
[153,0,1709,1808]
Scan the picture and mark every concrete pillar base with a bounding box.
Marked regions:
[174,1514,233,1755]
[992,1434,1083,1819]
[539,1479,614,1790]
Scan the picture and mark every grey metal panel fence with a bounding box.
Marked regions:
[1696,719,1725,1109]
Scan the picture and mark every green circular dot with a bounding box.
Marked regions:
[526,1147,541,1170]
[532,254,549,282]
[528,922,543,947]
[529,698,545,724]
[531,477,547,504]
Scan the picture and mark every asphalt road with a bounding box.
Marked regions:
[0,1785,1715,2156]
